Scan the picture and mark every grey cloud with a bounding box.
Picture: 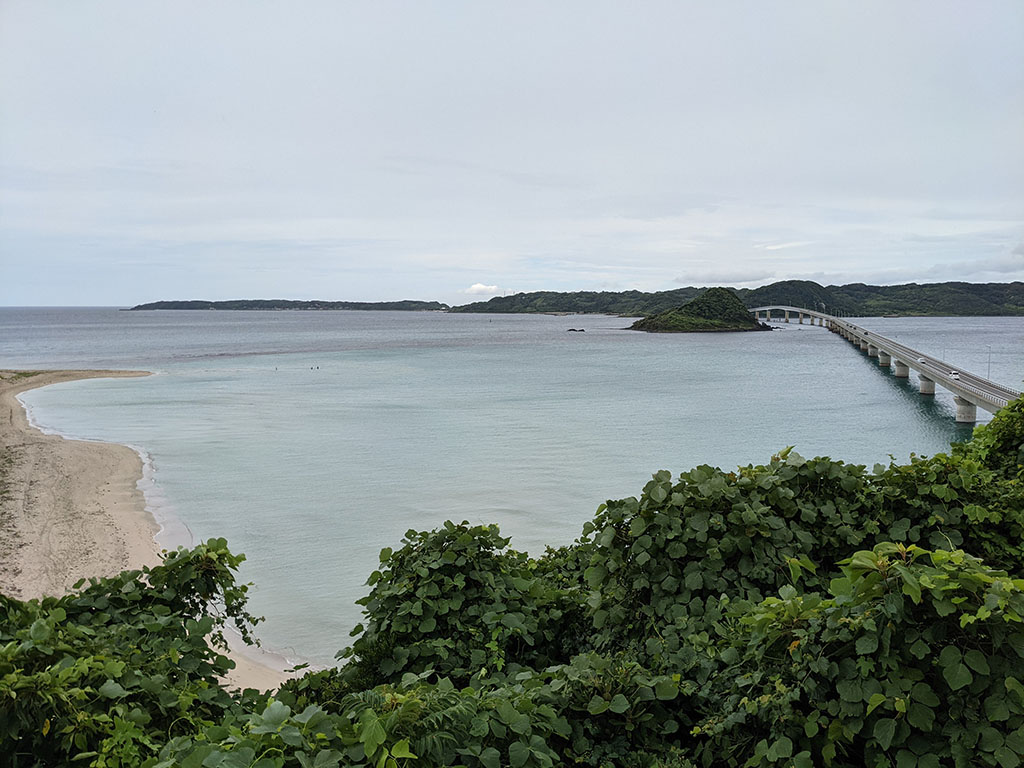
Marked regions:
[675,270,776,286]
[925,256,1024,278]
[1,1,1023,305]
[781,258,1024,287]
[379,155,585,191]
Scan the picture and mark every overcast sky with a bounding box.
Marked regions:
[2,1,1023,306]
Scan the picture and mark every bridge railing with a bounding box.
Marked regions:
[844,328,1019,403]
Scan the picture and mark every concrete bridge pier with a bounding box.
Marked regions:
[784,310,790,323]
[893,360,909,377]
[878,351,891,366]
[868,345,879,358]
[919,376,935,395]
[860,340,869,351]
[798,313,804,324]
[954,396,978,423]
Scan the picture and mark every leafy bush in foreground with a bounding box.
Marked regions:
[157,673,570,768]
[337,522,580,690]
[0,538,260,767]
[2,398,1023,766]
[580,452,876,669]
[692,543,1024,767]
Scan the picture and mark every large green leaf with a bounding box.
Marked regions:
[943,662,973,691]
[874,718,897,751]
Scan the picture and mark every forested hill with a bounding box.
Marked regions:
[453,288,704,316]
[127,299,450,311]
[127,281,1024,316]
[451,280,1024,316]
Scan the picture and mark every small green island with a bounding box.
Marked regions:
[629,286,770,332]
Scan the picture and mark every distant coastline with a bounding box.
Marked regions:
[127,299,450,312]
[452,279,1024,317]
[129,279,1024,318]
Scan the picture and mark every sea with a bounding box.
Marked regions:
[2,308,1023,666]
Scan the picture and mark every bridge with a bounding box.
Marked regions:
[749,305,1021,423]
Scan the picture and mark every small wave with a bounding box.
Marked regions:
[134,447,195,552]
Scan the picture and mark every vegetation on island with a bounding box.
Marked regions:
[629,287,768,332]
[452,280,1024,317]
[127,280,1023,318]
[4,398,1024,767]
[452,289,705,317]
[127,300,450,312]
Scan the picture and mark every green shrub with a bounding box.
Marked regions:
[7,398,1024,766]
[691,542,1024,767]
[964,397,1024,480]
[159,673,570,768]
[337,522,577,689]
[580,452,877,669]
[0,538,260,767]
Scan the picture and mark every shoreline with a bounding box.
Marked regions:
[0,369,296,692]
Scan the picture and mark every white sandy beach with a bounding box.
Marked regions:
[0,369,295,692]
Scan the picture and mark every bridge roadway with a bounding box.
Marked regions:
[748,305,1021,423]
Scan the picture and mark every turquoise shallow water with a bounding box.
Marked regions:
[3,308,1022,664]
